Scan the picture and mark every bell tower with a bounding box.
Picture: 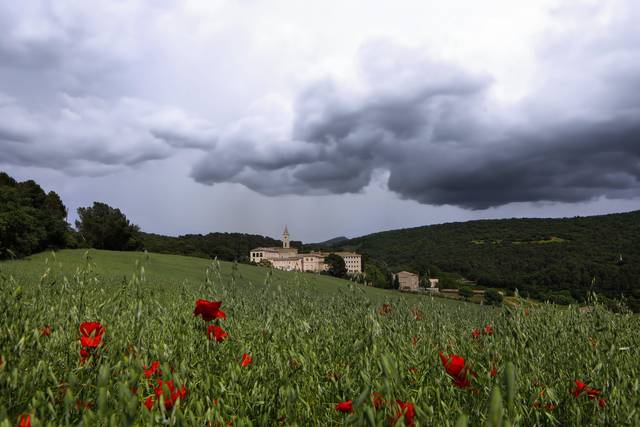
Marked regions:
[282,225,290,249]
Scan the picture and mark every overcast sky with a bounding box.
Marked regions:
[1,0,639,242]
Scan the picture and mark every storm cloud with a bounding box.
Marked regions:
[191,2,640,209]
[1,0,639,227]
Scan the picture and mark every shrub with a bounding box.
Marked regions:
[484,288,503,306]
[459,286,474,300]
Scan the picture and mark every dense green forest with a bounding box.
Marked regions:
[320,212,640,311]
[0,172,69,258]
[139,232,301,262]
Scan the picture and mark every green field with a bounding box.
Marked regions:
[1,250,638,426]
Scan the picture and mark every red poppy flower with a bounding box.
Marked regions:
[471,328,481,338]
[439,352,473,388]
[490,366,497,377]
[598,398,606,408]
[144,396,154,410]
[484,324,493,335]
[544,403,557,411]
[393,400,415,427]
[144,361,161,378]
[194,299,226,322]
[154,379,187,410]
[40,325,52,337]
[207,325,228,342]
[586,387,601,399]
[378,303,393,315]
[76,400,93,410]
[572,379,603,403]
[241,353,252,367]
[372,392,384,410]
[18,414,31,427]
[79,348,90,364]
[80,322,105,338]
[335,400,353,413]
[78,322,105,363]
[571,380,586,397]
[79,322,105,348]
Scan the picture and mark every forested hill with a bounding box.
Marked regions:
[334,211,640,310]
[139,232,300,262]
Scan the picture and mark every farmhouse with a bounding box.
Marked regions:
[250,226,362,273]
[394,271,420,290]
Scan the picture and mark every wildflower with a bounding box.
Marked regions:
[471,328,481,338]
[484,324,493,335]
[79,321,105,363]
[207,325,228,342]
[378,304,393,315]
[18,414,31,427]
[490,366,497,377]
[544,403,557,411]
[144,361,161,378]
[571,380,586,397]
[598,398,606,408]
[75,400,93,410]
[335,400,353,413]
[240,353,252,367]
[79,322,105,348]
[40,325,52,337]
[372,392,384,410]
[586,387,601,399]
[144,396,154,410]
[154,379,187,410]
[194,299,226,322]
[439,352,473,388]
[572,379,604,405]
[408,367,418,374]
[393,400,415,427]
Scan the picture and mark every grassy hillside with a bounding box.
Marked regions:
[319,210,640,311]
[1,249,638,425]
[0,249,473,306]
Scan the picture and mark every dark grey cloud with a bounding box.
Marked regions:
[191,4,640,209]
[1,1,639,212]
[0,94,217,175]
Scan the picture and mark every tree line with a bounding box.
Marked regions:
[0,171,292,263]
[322,212,640,311]
[3,170,639,311]
[1,171,142,258]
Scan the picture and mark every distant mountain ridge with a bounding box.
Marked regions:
[312,236,349,246]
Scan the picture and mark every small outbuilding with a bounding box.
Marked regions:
[394,271,420,290]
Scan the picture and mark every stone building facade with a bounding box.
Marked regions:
[250,227,362,274]
[394,271,420,290]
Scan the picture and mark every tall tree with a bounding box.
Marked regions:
[324,254,347,278]
[76,202,141,251]
[0,171,70,258]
